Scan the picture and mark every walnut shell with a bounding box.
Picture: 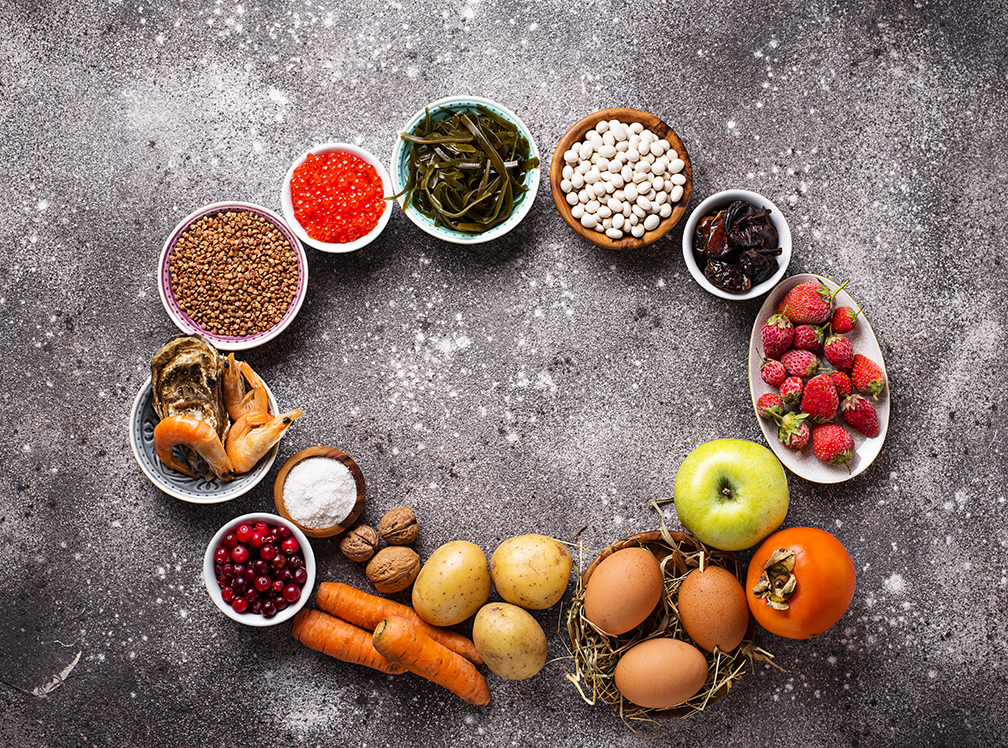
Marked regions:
[366,546,421,594]
[379,507,419,546]
[340,524,380,563]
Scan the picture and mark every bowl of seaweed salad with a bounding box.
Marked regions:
[390,96,541,244]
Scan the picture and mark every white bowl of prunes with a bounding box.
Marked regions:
[682,189,791,300]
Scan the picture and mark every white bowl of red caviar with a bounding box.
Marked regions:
[281,143,393,253]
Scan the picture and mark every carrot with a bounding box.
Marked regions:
[315,581,484,665]
[291,609,406,675]
[372,615,491,706]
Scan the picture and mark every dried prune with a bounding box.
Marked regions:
[705,259,752,292]
[695,212,730,257]
[724,200,778,250]
[738,249,776,285]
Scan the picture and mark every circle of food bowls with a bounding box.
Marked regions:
[389,95,541,245]
[550,107,693,250]
[681,189,792,301]
[128,376,280,504]
[158,201,309,351]
[202,511,316,627]
[280,142,393,253]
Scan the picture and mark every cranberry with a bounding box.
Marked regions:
[287,555,303,569]
[214,546,230,564]
[221,586,235,603]
[282,584,301,603]
[254,575,272,592]
[254,522,269,535]
[249,531,265,550]
[281,537,299,556]
[261,600,277,618]
[231,597,248,614]
[244,588,259,603]
[217,575,229,589]
[231,545,249,564]
[223,532,238,549]
[271,555,286,570]
[260,544,277,561]
[275,525,291,541]
[252,559,269,576]
[294,567,308,586]
[242,566,255,582]
[232,576,249,595]
[221,563,236,580]
[233,563,247,578]
[276,566,293,583]
[274,597,288,612]
[236,524,253,543]
[250,599,264,615]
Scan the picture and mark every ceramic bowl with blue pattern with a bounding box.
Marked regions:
[129,376,279,503]
[389,96,541,244]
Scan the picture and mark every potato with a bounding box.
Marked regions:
[472,602,547,681]
[489,534,572,610]
[412,540,491,626]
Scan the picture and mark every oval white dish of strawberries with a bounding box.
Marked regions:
[748,273,890,483]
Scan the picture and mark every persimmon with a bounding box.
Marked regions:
[746,527,855,639]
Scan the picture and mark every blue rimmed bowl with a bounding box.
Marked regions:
[129,376,279,503]
[389,96,541,244]
[157,201,309,351]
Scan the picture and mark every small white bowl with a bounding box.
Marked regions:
[158,201,309,351]
[682,189,792,300]
[203,512,316,627]
[280,143,393,253]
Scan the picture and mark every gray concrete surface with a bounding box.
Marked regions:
[2,0,1006,745]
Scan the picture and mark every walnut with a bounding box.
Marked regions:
[366,546,421,593]
[339,524,380,563]
[379,507,419,546]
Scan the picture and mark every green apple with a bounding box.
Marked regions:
[673,439,789,552]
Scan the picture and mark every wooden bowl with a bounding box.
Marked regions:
[273,446,365,538]
[550,108,692,250]
[570,530,756,718]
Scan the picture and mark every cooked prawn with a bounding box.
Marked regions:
[222,354,270,421]
[225,408,304,474]
[153,414,235,482]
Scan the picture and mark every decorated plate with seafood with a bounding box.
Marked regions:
[130,376,281,503]
[748,273,890,483]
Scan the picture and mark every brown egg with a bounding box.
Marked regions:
[584,547,663,635]
[614,638,709,709]
[677,565,749,653]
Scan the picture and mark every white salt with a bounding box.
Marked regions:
[283,457,357,529]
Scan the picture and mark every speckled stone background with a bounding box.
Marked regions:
[2,0,1006,745]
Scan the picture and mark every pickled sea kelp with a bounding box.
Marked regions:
[693,200,782,293]
[394,105,539,233]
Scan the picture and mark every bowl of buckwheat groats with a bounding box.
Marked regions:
[157,202,309,351]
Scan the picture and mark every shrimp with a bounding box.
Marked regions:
[225,408,304,474]
[153,414,235,482]
[222,353,270,421]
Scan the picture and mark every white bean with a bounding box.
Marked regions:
[578,141,594,161]
[580,213,598,229]
[634,159,652,174]
[670,173,687,185]
[606,227,623,240]
[668,158,685,174]
[625,148,640,164]
[611,122,628,141]
[602,217,612,229]
[637,138,650,155]
[610,172,624,187]
[575,161,591,175]
[571,203,585,219]
[632,171,650,184]
[631,223,645,237]
[608,160,622,174]
[590,133,604,151]
[595,120,609,133]
[597,205,612,219]
[578,188,590,203]
[654,190,668,205]
[615,140,629,152]
[599,143,617,159]
[607,197,623,212]
[636,195,652,211]
[629,121,644,134]
[649,140,665,157]
[602,131,616,147]
[603,181,616,194]
[565,190,578,206]
[596,156,610,172]
[659,203,672,218]
[592,181,606,196]
[621,164,634,181]
[571,172,585,189]
[632,204,646,218]
[622,202,632,217]
[564,149,579,164]
[611,213,624,230]
[624,183,639,202]
[666,148,678,161]
[627,212,639,225]
[594,222,605,232]
[643,214,660,231]
[562,164,574,180]
[650,160,665,175]
[584,168,601,184]
[585,199,600,213]
[670,184,684,202]
[560,178,573,193]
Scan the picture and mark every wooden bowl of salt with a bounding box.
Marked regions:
[274,446,365,538]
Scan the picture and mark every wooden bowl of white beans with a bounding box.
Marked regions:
[550,108,692,250]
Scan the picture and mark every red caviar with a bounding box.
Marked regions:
[290,150,386,244]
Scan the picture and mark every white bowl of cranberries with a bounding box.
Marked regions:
[203,512,316,626]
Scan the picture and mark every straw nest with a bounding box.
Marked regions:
[564,526,775,722]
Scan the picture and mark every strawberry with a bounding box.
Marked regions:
[812,423,855,472]
[841,394,879,437]
[830,370,853,398]
[831,304,863,334]
[760,358,787,388]
[760,314,794,360]
[793,324,826,353]
[757,392,785,420]
[778,277,849,324]
[780,348,820,378]
[851,353,886,399]
[800,373,839,423]
[776,412,810,451]
[779,376,804,405]
[823,333,854,371]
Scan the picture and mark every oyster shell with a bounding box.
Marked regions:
[151,335,229,479]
